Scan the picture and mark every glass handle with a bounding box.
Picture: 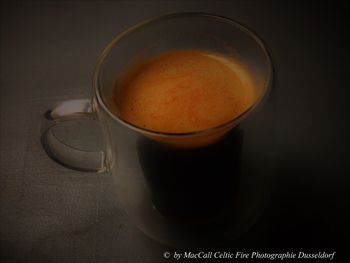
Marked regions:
[41,99,106,172]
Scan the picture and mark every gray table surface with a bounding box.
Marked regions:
[1,1,349,262]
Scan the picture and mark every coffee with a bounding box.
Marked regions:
[114,49,255,135]
[112,49,252,220]
[137,127,242,221]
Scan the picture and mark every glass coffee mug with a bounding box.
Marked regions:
[41,13,273,246]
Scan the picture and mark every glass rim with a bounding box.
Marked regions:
[93,12,273,138]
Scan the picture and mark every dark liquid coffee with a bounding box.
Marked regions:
[137,128,243,221]
[113,49,252,220]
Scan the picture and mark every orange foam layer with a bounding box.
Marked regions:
[114,49,255,147]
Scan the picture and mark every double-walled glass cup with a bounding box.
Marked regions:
[41,13,273,246]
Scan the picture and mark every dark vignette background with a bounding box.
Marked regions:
[0,0,349,262]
